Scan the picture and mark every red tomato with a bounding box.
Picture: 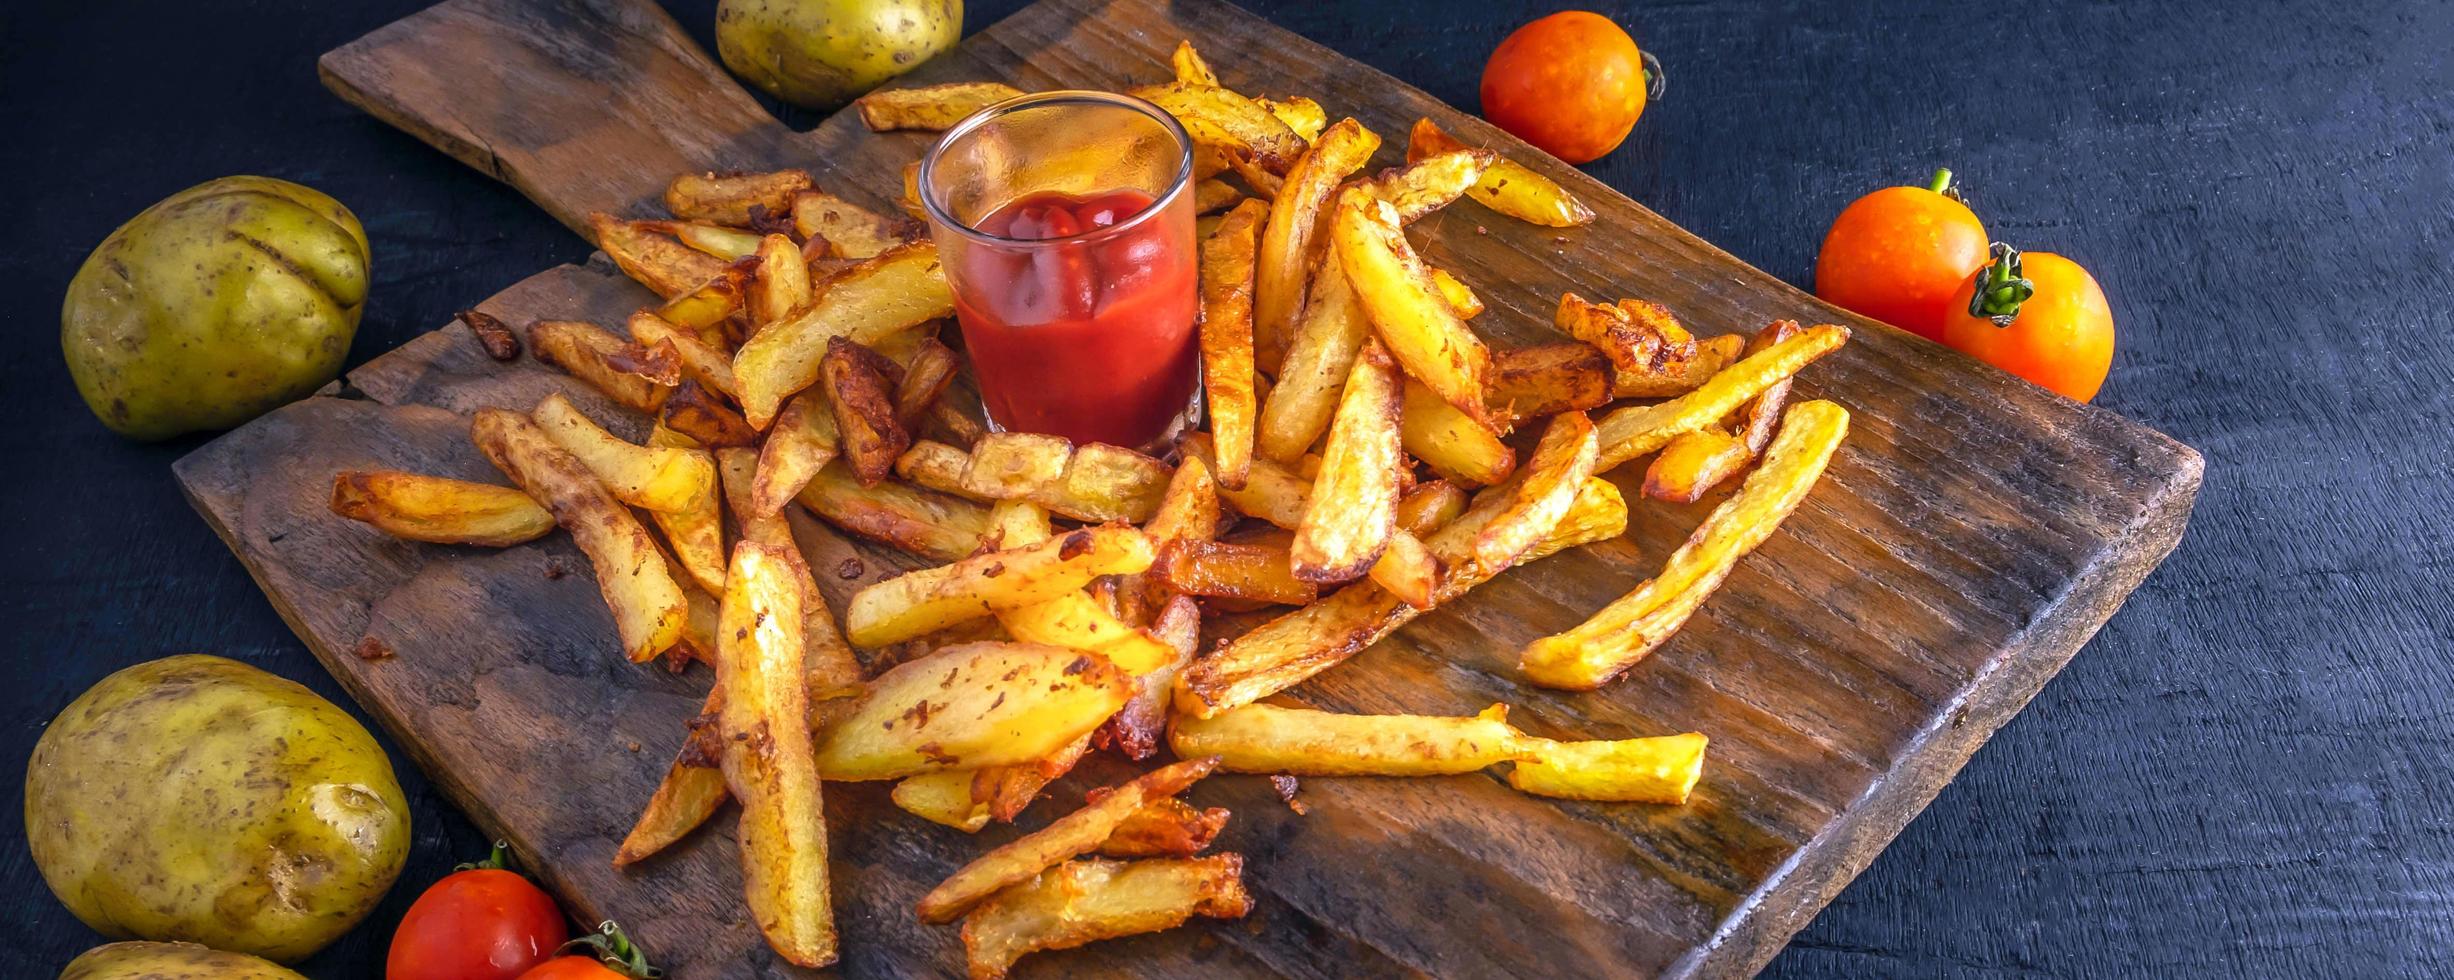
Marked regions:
[1815,170,1991,340]
[1480,11,1649,163]
[387,846,568,980]
[1941,245,2116,401]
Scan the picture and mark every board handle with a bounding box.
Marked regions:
[320,0,801,236]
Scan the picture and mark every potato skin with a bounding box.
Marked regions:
[61,176,367,440]
[716,0,962,110]
[58,941,308,980]
[24,655,410,963]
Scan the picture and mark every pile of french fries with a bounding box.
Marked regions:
[327,39,1852,976]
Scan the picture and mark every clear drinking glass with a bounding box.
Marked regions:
[918,91,1200,452]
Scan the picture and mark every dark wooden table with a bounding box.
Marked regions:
[3,0,2446,976]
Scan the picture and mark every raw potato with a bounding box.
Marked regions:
[715,0,960,110]
[1169,701,1531,776]
[1507,733,1709,803]
[960,856,1252,980]
[328,470,554,546]
[859,81,1028,131]
[62,176,367,440]
[59,942,307,980]
[25,656,408,963]
[811,642,1132,779]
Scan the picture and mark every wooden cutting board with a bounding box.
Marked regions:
[175,0,2202,975]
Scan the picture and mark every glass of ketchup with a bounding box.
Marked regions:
[918,91,1200,452]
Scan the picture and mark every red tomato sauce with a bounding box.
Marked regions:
[949,188,1198,449]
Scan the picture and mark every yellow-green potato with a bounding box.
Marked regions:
[59,941,308,980]
[61,175,368,440]
[24,655,409,964]
[716,0,962,110]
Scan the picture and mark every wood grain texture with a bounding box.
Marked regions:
[180,0,2193,975]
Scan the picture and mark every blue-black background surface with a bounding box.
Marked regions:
[3,0,2448,975]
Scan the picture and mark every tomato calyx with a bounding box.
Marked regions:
[455,839,513,873]
[1967,242,2037,326]
[557,920,663,979]
[1642,49,1667,101]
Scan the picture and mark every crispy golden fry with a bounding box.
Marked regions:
[1593,324,1849,471]
[1130,82,1308,174]
[1170,702,1530,775]
[657,489,731,596]
[1170,39,1220,86]
[1258,96,1327,142]
[1192,178,1241,215]
[646,419,702,450]
[899,161,925,218]
[1257,118,1380,369]
[661,379,761,447]
[328,470,553,547]
[591,212,730,297]
[893,770,992,832]
[1396,480,1469,535]
[791,191,917,260]
[1643,427,1750,503]
[1485,342,1615,421]
[711,541,836,968]
[1256,258,1368,462]
[1120,457,1220,620]
[1429,268,1484,319]
[749,233,812,328]
[892,336,960,428]
[959,855,1251,980]
[1159,538,1318,606]
[665,169,812,226]
[974,733,1091,824]
[918,756,1220,923]
[628,311,737,397]
[1332,188,1493,425]
[1198,198,1267,488]
[812,642,1131,779]
[1364,148,1495,223]
[748,391,840,517]
[457,309,521,360]
[529,319,675,414]
[734,241,952,428]
[1733,322,1804,453]
[531,393,718,514]
[472,409,686,661]
[716,450,865,690]
[614,692,726,867]
[1406,118,1595,227]
[1103,595,1199,759]
[986,501,1179,675]
[1176,413,1599,716]
[642,219,765,261]
[1401,379,1514,486]
[1292,341,1401,582]
[797,461,991,562]
[1099,796,1228,858]
[857,81,1027,131]
[895,434,1173,524]
[1366,529,1439,609]
[653,260,754,348]
[1194,212,1225,240]
[1616,332,1745,399]
[1556,293,1695,375]
[844,525,1156,647]
[820,336,912,485]
[1526,400,1848,688]
[1507,732,1708,803]
[1527,477,1629,563]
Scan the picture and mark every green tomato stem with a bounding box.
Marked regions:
[1927,169,1954,194]
[456,840,510,872]
[563,920,663,979]
[1969,243,2036,326]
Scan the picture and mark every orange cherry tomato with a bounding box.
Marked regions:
[1941,245,2115,402]
[516,958,632,980]
[387,845,567,980]
[1479,11,1649,164]
[513,922,660,980]
[1814,170,1990,341]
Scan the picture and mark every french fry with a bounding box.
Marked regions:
[748,391,840,517]
[665,169,812,226]
[717,449,866,689]
[642,219,765,261]
[893,770,992,832]
[973,734,1091,824]
[1193,178,1241,215]
[653,260,755,349]
[1159,539,1319,606]
[1098,796,1229,858]
[987,502,1179,675]
[899,161,925,218]
[712,541,836,967]
[895,434,1174,524]
[857,81,1028,131]
[1256,258,1368,462]
[1507,733,1708,804]
[1616,332,1745,399]
[959,856,1251,980]
[591,212,730,297]
[661,379,761,447]
[655,490,730,596]
[1332,188,1493,425]
[1366,528,1440,609]
[893,337,960,429]
[1401,379,1514,486]
[820,336,912,485]
[1647,321,1805,503]
[796,461,991,562]
[918,756,1220,923]
[471,409,686,661]
[751,233,812,327]
[1170,39,1219,86]
[529,319,675,414]
[792,192,917,261]
[1256,118,1380,369]
[1406,118,1595,227]
[1396,480,1469,535]
[1292,341,1401,582]
[1485,342,1615,421]
[1122,456,1220,618]
[1199,198,1267,487]
[1258,96,1327,142]
[1130,82,1308,174]
[1461,411,1598,575]
[1364,148,1495,223]
[733,241,952,428]
[1593,324,1849,471]
[1170,701,1530,776]
[1525,400,1849,688]
[843,525,1156,647]
[1429,268,1484,319]
[1102,595,1199,759]
[614,692,726,867]
[1526,477,1630,563]
[531,393,717,514]
[1556,292,1694,375]
[328,470,554,546]
[811,642,1131,779]
[627,311,737,397]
